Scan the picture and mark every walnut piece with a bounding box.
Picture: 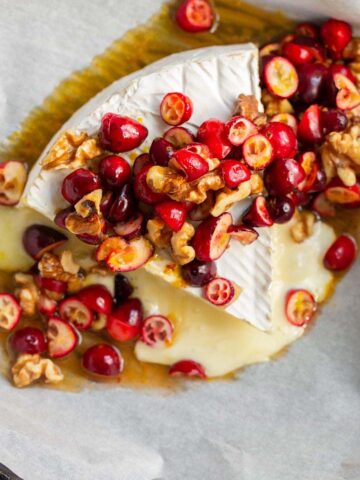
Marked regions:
[38,252,83,292]
[210,180,252,217]
[343,37,360,60]
[42,130,103,170]
[12,354,64,388]
[65,189,104,236]
[60,250,81,275]
[146,218,172,248]
[171,222,195,265]
[14,273,39,316]
[250,173,264,194]
[262,90,294,116]
[290,212,316,243]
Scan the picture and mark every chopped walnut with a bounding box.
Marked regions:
[250,173,264,194]
[60,250,81,275]
[262,90,294,116]
[343,37,360,60]
[14,273,39,316]
[38,253,83,292]
[210,180,252,217]
[89,265,109,276]
[12,354,64,388]
[171,222,195,265]
[146,217,172,248]
[206,157,221,171]
[65,189,104,236]
[290,211,316,243]
[42,130,103,170]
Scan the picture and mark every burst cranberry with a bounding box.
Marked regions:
[9,327,47,355]
[169,149,209,181]
[266,195,295,224]
[323,235,357,271]
[155,201,187,232]
[107,184,136,223]
[134,165,167,205]
[298,104,323,144]
[261,122,297,160]
[100,113,148,153]
[197,119,232,159]
[181,259,217,287]
[219,160,251,188]
[160,92,193,126]
[82,344,123,376]
[282,42,314,65]
[320,19,352,59]
[322,108,348,134]
[175,0,215,33]
[264,158,306,195]
[114,274,134,305]
[61,169,101,205]
[297,63,328,104]
[107,298,143,342]
[77,285,113,314]
[242,195,274,227]
[149,138,175,166]
[99,155,131,189]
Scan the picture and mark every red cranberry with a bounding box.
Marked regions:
[100,191,114,217]
[114,274,134,305]
[197,119,232,159]
[219,160,251,188]
[23,225,67,260]
[293,36,326,62]
[82,344,123,376]
[261,122,297,160]
[320,19,352,59]
[155,201,187,232]
[297,63,328,104]
[296,22,319,39]
[149,137,175,166]
[61,169,101,205]
[298,104,323,144]
[264,158,306,195]
[282,42,314,65]
[99,155,131,189]
[107,184,136,223]
[288,190,312,207]
[266,195,295,224]
[324,235,356,271]
[9,327,47,355]
[77,234,102,245]
[175,0,215,33]
[100,113,148,153]
[134,165,167,205]
[54,207,74,229]
[322,109,348,134]
[107,298,143,342]
[133,153,152,176]
[77,285,113,314]
[181,259,217,287]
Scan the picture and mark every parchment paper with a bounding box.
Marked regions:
[0,1,360,479]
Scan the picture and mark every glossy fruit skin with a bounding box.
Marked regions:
[298,104,323,144]
[261,122,297,160]
[264,158,306,195]
[113,212,144,239]
[107,298,143,342]
[282,41,314,65]
[82,344,123,376]
[242,195,274,227]
[181,259,217,286]
[175,0,215,33]
[197,119,232,159]
[297,63,328,104]
[160,92,193,126]
[320,19,352,59]
[99,155,131,189]
[169,360,206,378]
[155,200,187,232]
[37,276,67,294]
[114,274,134,305]
[23,225,68,260]
[322,108,348,134]
[266,195,295,224]
[61,169,101,205]
[77,285,113,314]
[9,327,47,355]
[100,113,148,153]
[149,137,175,166]
[219,160,251,188]
[170,149,209,181]
[134,165,167,205]
[107,184,136,223]
[192,212,232,262]
[323,235,357,271]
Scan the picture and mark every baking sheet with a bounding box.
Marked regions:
[0,1,360,479]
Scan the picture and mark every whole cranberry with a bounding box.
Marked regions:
[264,158,306,195]
[77,284,113,314]
[134,165,167,205]
[61,169,101,205]
[107,184,136,223]
[323,235,357,271]
[261,122,298,160]
[266,195,295,224]
[297,63,328,104]
[114,274,134,305]
[322,109,348,135]
[100,113,148,153]
[100,191,114,217]
[99,155,131,189]
[149,138,175,166]
[82,344,123,376]
[181,259,217,287]
[107,298,143,342]
[320,19,352,59]
[9,327,47,355]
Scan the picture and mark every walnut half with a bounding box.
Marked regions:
[171,222,195,265]
[12,354,64,388]
[14,273,39,316]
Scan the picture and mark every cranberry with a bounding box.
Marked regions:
[192,213,232,262]
[82,344,123,376]
[54,207,73,229]
[133,153,152,176]
[288,191,312,207]
[61,168,101,205]
[297,63,328,104]
[0,294,21,331]
[107,298,143,342]
[266,195,295,224]
[99,155,131,189]
[320,19,352,59]
[322,109,348,134]
[160,92,193,126]
[264,158,306,195]
[100,113,148,153]
[242,195,274,228]
[181,259,217,286]
[114,274,134,305]
[197,119,232,159]
[169,360,206,378]
[170,149,209,181]
[77,234,102,245]
[23,225,68,260]
[298,104,323,144]
[100,191,114,217]
[204,277,235,306]
[149,137,175,166]
[77,285,113,314]
[134,165,167,205]
[296,22,319,39]
[323,235,357,271]
[293,36,326,62]
[107,184,136,223]
[261,122,297,160]
[329,64,356,84]
[9,327,47,355]
[282,42,314,65]
[219,160,251,188]
[155,200,187,232]
[175,0,215,33]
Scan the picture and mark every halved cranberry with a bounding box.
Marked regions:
[82,344,123,376]
[264,56,298,98]
[76,285,113,315]
[325,179,360,205]
[100,113,148,153]
[261,122,297,160]
[47,317,79,358]
[134,165,167,205]
[296,22,319,39]
[77,234,102,245]
[54,207,74,229]
[220,160,251,188]
[324,234,357,271]
[329,63,356,85]
[242,195,274,227]
[141,315,174,348]
[264,158,306,195]
[197,119,232,159]
[133,153,152,176]
[322,108,348,134]
[242,134,273,170]
[282,41,314,65]
[61,169,101,205]
[99,155,131,189]
[183,142,211,160]
[113,212,144,239]
[107,184,136,223]
[298,104,323,144]
[320,18,352,59]
[334,73,360,110]
[192,212,232,262]
[23,225,67,260]
[0,160,27,206]
[225,116,258,146]
[103,236,154,273]
[107,298,143,342]
[163,126,195,147]
[149,137,175,166]
[155,200,187,232]
[259,43,280,57]
[0,294,21,331]
[271,113,298,134]
[169,359,206,378]
[181,259,217,286]
[288,190,312,207]
[37,276,67,294]
[114,274,134,305]
[312,192,336,218]
[266,195,295,224]
[227,224,259,244]
[9,327,47,355]
[38,294,58,315]
[175,0,215,33]
[59,297,93,331]
[285,289,317,327]
[297,151,320,193]
[160,92,193,126]
[169,149,209,181]
[204,277,235,306]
